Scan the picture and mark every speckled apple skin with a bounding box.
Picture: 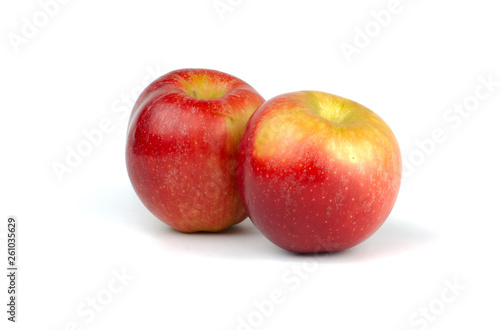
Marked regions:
[237,91,402,253]
[126,69,265,232]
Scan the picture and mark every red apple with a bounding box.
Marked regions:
[237,91,402,253]
[126,68,265,232]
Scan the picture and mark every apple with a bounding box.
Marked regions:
[237,91,402,253]
[126,68,265,232]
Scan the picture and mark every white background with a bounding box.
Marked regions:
[1,0,499,329]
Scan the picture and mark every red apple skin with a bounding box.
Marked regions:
[237,91,402,253]
[126,69,265,232]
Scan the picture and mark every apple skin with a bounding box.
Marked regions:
[126,68,265,232]
[237,91,402,253]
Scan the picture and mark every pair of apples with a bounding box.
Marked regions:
[126,69,402,253]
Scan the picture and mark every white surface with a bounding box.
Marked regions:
[1,0,499,329]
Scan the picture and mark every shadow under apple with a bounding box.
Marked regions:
[87,183,436,263]
[286,217,437,263]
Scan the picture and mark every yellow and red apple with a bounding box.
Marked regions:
[237,91,402,253]
[126,68,265,232]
